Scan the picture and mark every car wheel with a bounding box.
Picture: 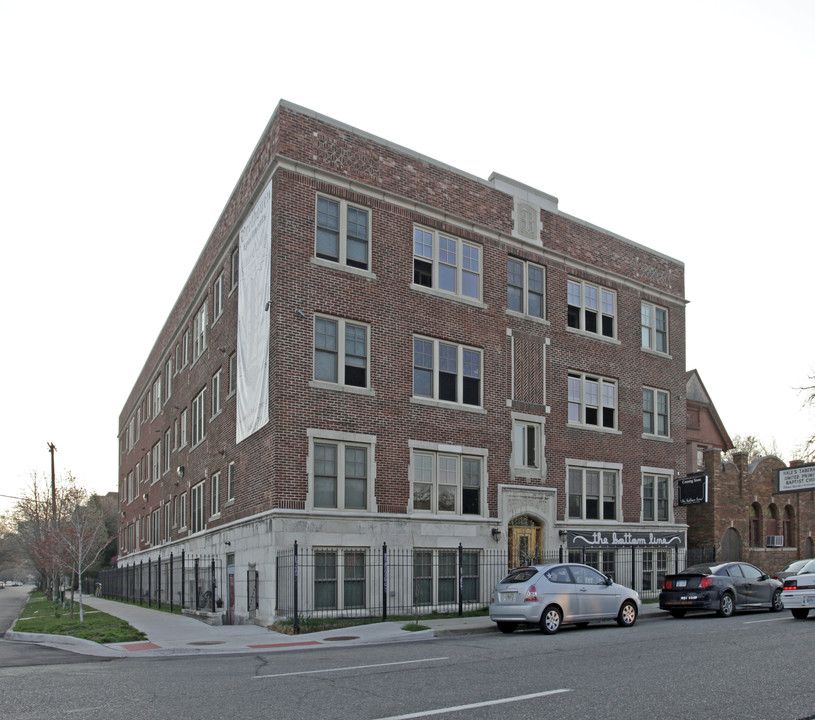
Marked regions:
[539,605,562,635]
[616,600,638,627]
[669,609,687,618]
[716,592,735,618]
[496,621,517,634]
[770,589,783,612]
[791,608,809,620]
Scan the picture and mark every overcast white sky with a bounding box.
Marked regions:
[2,0,814,515]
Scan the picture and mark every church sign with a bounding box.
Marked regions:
[778,463,815,493]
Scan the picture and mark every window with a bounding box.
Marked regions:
[567,279,616,338]
[568,467,618,520]
[191,388,206,447]
[227,461,235,501]
[152,377,162,418]
[213,273,224,320]
[568,373,617,429]
[316,196,370,270]
[151,441,161,483]
[151,509,160,546]
[641,302,668,353]
[413,227,481,300]
[211,370,222,417]
[190,481,205,533]
[165,359,172,401]
[314,316,369,389]
[642,388,670,437]
[507,258,545,318]
[783,506,794,546]
[749,503,762,546]
[211,472,221,517]
[179,491,188,530]
[413,549,480,606]
[182,330,190,367]
[180,408,188,448]
[164,504,171,542]
[412,450,482,515]
[228,352,237,395]
[164,429,171,473]
[193,302,207,361]
[231,247,239,291]
[642,473,670,521]
[314,549,367,611]
[413,337,482,407]
[513,419,541,469]
[313,441,369,510]
[766,504,779,537]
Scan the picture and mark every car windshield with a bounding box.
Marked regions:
[499,568,539,584]
[783,559,811,573]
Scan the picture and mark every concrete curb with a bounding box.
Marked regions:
[4,629,126,657]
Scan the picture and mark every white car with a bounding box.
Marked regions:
[489,563,641,634]
[781,572,815,619]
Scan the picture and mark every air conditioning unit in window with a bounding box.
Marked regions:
[766,535,784,547]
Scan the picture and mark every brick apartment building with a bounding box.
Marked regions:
[117,101,689,624]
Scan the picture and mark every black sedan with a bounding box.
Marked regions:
[659,562,783,618]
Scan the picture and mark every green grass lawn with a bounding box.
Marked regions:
[13,593,147,645]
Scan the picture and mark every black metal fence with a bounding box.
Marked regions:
[275,543,715,630]
[97,552,222,613]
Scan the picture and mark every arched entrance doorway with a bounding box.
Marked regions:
[508,515,543,568]
[720,527,742,562]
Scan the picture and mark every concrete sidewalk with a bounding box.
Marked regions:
[4,597,667,658]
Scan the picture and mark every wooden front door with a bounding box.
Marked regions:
[508,516,542,568]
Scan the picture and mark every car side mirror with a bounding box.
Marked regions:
[605,575,614,586]
[759,574,769,581]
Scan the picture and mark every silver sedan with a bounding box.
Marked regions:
[489,563,642,634]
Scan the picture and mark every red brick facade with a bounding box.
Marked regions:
[117,101,690,620]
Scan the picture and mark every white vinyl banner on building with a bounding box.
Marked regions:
[236,182,272,444]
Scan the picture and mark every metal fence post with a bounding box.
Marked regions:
[382,542,388,622]
[194,558,200,610]
[157,555,162,611]
[460,543,468,615]
[293,541,299,635]
[169,552,174,612]
[210,558,216,613]
[181,550,186,609]
[148,557,152,607]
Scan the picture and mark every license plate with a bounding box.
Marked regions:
[803,596,815,606]
[680,595,698,601]
[676,580,687,587]
[501,592,517,602]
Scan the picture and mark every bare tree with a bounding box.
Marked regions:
[724,434,783,463]
[12,472,84,599]
[797,376,815,462]
[52,493,112,622]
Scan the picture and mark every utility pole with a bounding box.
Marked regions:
[47,442,57,601]
[47,442,57,521]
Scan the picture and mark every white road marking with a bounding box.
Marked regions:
[254,656,449,679]
[370,688,573,719]
[743,616,792,624]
